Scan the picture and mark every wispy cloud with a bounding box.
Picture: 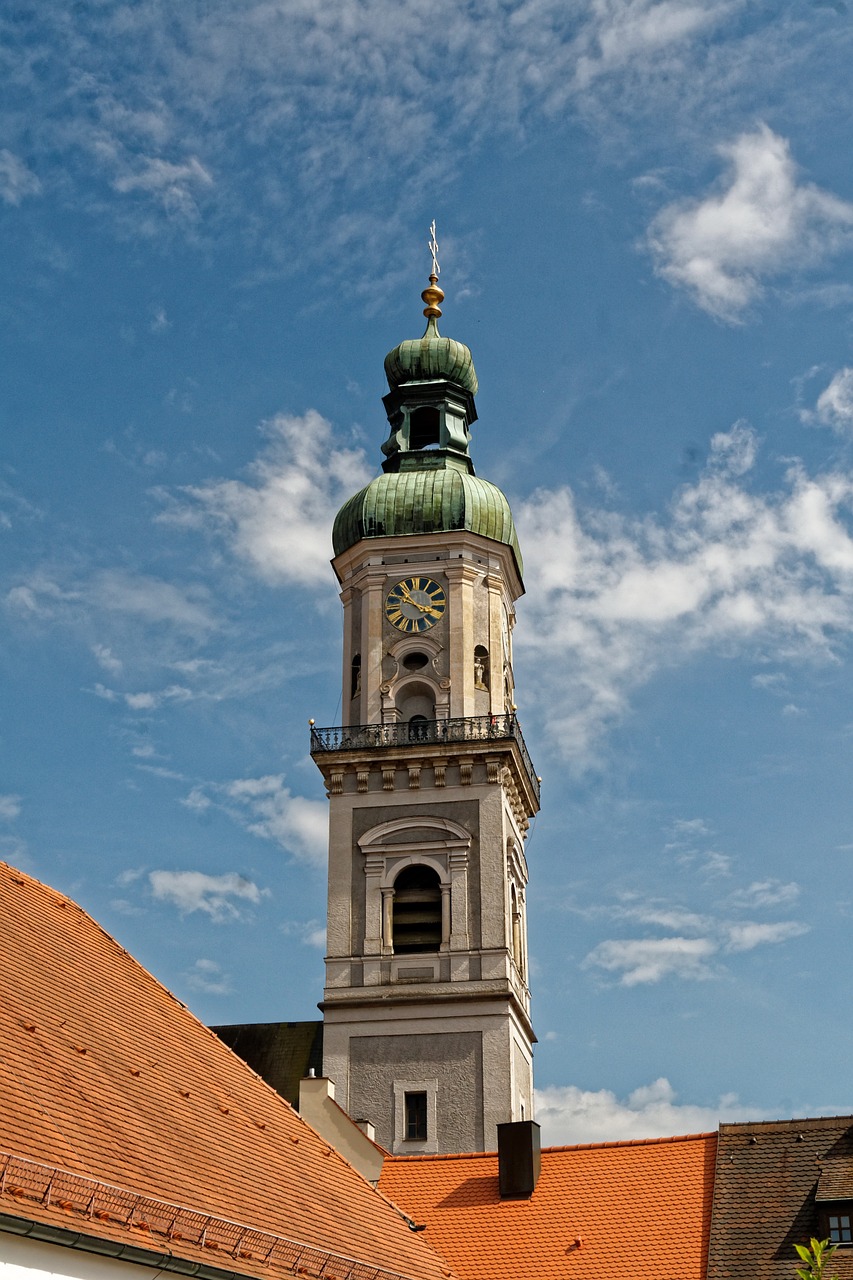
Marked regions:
[583,935,718,985]
[535,1076,772,1144]
[518,422,853,766]
[648,126,853,320]
[582,887,809,985]
[4,0,829,268]
[148,869,269,922]
[805,368,853,436]
[728,879,800,909]
[6,569,216,635]
[0,150,41,205]
[0,794,22,821]
[182,775,327,866]
[157,411,372,588]
[724,920,809,952]
[280,918,327,949]
[93,681,196,712]
[113,156,213,222]
[184,957,233,995]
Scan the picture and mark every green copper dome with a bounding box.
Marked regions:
[333,458,522,574]
[384,319,478,396]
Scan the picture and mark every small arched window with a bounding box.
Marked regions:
[510,884,523,975]
[392,865,442,954]
[409,406,440,450]
[408,714,429,742]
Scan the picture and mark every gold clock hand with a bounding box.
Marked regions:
[397,585,428,611]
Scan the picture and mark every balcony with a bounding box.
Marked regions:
[310,713,539,805]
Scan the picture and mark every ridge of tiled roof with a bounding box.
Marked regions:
[386,1131,717,1163]
[719,1114,853,1133]
[380,1130,716,1280]
[0,862,455,1280]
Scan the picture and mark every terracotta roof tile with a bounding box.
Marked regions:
[379,1132,716,1280]
[0,863,454,1280]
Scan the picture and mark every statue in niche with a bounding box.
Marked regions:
[474,645,489,690]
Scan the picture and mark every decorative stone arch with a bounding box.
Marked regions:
[359,817,471,964]
[382,634,449,725]
[505,837,529,983]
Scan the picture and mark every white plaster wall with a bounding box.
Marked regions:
[0,1234,166,1280]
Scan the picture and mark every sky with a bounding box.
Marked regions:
[3,0,853,1146]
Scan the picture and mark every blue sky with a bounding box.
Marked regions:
[3,0,853,1144]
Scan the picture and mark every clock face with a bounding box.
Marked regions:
[385,576,447,633]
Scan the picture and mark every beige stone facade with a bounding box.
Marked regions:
[313,527,539,1154]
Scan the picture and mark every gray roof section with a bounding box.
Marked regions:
[212,1020,323,1108]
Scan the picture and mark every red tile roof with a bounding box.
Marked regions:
[0,863,454,1280]
[379,1132,717,1280]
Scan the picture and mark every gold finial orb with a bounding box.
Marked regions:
[422,277,444,319]
[422,219,444,319]
[309,718,315,726]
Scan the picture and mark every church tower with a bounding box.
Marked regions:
[311,241,539,1155]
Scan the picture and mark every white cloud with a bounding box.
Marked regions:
[91,682,195,711]
[280,919,327,949]
[0,150,42,205]
[0,794,22,821]
[148,869,269,922]
[648,127,853,320]
[89,570,216,634]
[583,935,718,985]
[752,671,787,691]
[182,775,328,866]
[812,369,853,436]
[572,0,726,92]
[1,0,783,261]
[518,423,853,767]
[581,870,809,985]
[534,1076,772,1145]
[113,156,213,221]
[670,817,711,838]
[729,879,800,909]
[115,867,145,887]
[6,570,215,637]
[92,644,123,675]
[185,958,233,995]
[724,920,809,952]
[158,410,372,588]
[701,852,732,878]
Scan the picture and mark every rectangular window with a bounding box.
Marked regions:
[829,1215,852,1244]
[405,1091,428,1142]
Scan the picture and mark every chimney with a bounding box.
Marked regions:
[497,1120,541,1199]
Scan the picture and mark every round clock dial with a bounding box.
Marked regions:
[385,576,447,633]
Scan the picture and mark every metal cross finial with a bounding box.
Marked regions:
[428,220,440,278]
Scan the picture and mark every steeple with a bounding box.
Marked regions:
[334,230,522,575]
[313,229,538,1156]
[381,225,478,470]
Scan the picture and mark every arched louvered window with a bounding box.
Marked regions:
[392,865,442,954]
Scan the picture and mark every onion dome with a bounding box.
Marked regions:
[333,226,522,578]
[383,268,478,396]
[333,456,523,574]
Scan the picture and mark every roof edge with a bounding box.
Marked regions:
[382,1131,718,1163]
[719,1114,853,1134]
[0,1150,434,1280]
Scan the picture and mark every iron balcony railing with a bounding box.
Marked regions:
[310,713,539,804]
